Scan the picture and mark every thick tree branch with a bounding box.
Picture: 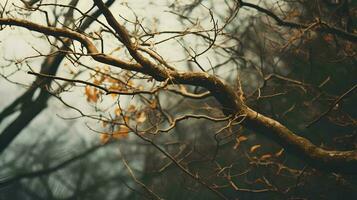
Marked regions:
[1,2,357,173]
[0,18,142,72]
[0,17,242,114]
[244,108,357,173]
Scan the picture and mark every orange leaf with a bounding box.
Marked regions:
[101,121,108,128]
[109,84,121,91]
[179,85,187,93]
[85,86,99,103]
[149,100,157,109]
[234,135,248,150]
[112,125,130,139]
[111,93,118,99]
[136,111,147,123]
[233,141,240,150]
[323,34,334,43]
[127,80,133,87]
[107,77,118,83]
[103,65,110,72]
[114,107,121,116]
[275,148,284,157]
[234,138,239,148]
[260,154,272,160]
[93,75,105,85]
[250,144,261,153]
[238,135,248,142]
[124,116,130,124]
[254,178,265,184]
[127,105,136,113]
[100,133,110,144]
[85,85,91,96]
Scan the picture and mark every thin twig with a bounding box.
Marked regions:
[306,83,357,128]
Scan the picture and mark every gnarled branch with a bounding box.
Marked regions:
[1,0,357,174]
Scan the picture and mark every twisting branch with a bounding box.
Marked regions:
[0,18,142,72]
[90,0,357,174]
[1,0,357,174]
[238,0,357,42]
[0,17,243,115]
[27,71,169,96]
[154,114,232,134]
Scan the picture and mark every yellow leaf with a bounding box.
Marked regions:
[250,144,261,153]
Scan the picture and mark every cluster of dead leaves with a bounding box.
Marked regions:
[250,145,285,160]
[85,66,129,102]
[85,85,100,103]
[86,67,154,143]
[99,104,149,143]
[234,135,284,160]
[100,125,130,144]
